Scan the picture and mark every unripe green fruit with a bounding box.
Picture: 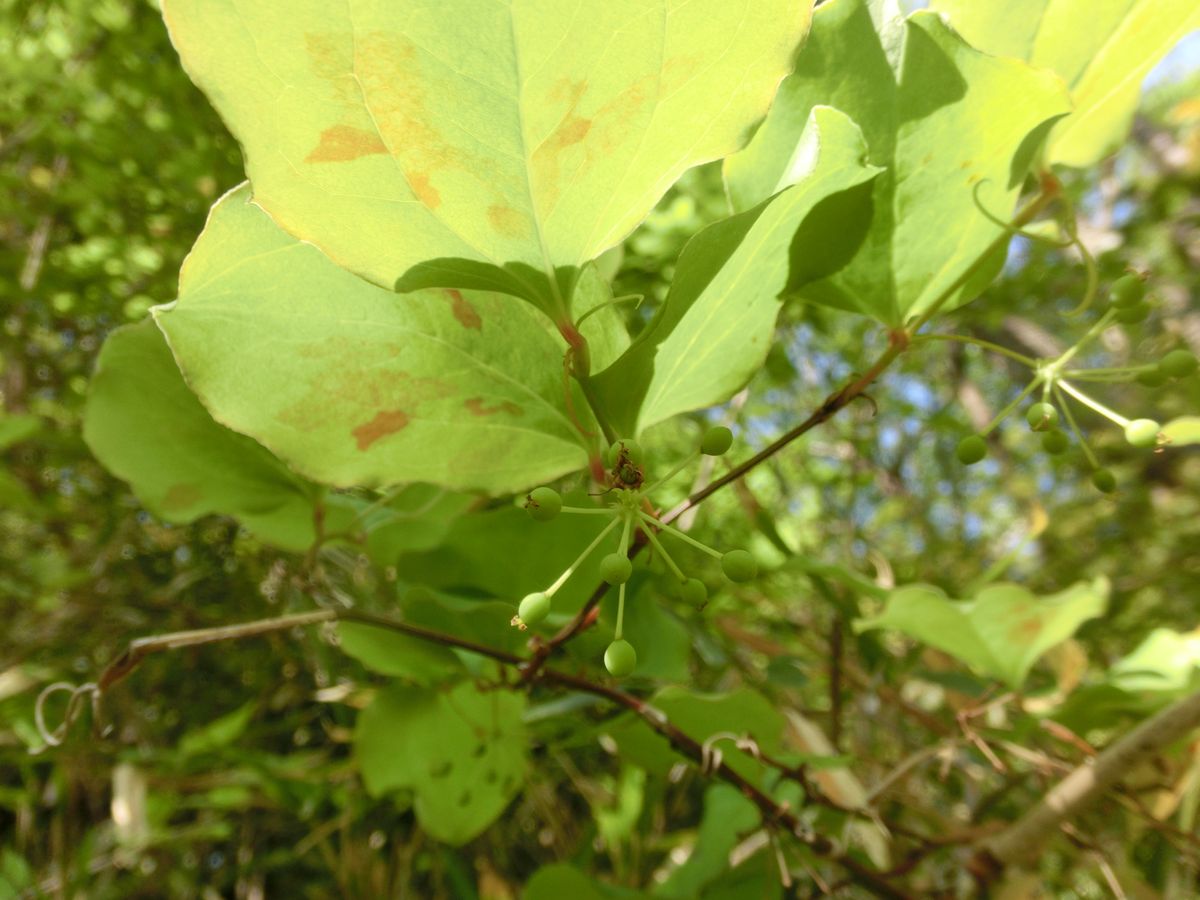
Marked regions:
[608,438,644,468]
[680,577,707,605]
[1110,274,1146,308]
[518,592,551,626]
[1115,303,1150,325]
[1137,368,1168,388]
[701,426,733,456]
[1124,418,1161,448]
[1160,349,1198,379]
[1091,468,1117,494]
[721,549,757,583]
[526,486,561,521]
[1041,430,1069,455]
[1025,402,1059,432]
[956,435,987,465]
[604,639,637,677]
[599,553,632,585]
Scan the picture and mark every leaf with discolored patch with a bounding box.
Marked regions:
[854,578,1109,689]
[931,0,1200,168]
[161,0,811,317]
[153,185,595,495]
[83,319,327,552]
[592,106,881,435]
[724,0,1071,324]
[356,681,526,845]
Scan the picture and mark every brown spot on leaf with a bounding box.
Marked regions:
[352,409,410,451]
[1010,615,1044,642]
[464,397,522,417]
[162,483,202,511]
[306,124,388,163]
[410,171,441,209]
[486,204,526,238]
[445,289,482,330]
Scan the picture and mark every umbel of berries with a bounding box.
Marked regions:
[516,426,757,677]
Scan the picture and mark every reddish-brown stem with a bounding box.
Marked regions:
[95,608,910,896]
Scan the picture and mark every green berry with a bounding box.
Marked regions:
[1124,418,1161,448]
[701,426,733,456]
[1091,468,1117,494]
[1025,402,1059,432]
[1137,368,1168,388]
[604,639,637,677]
[599,553,633,585]
[1115,303,1150,325]
[1041,429,1069,455]
[955,435,987,466]
[1110,274,1146,308]
[608,438,644,468]
[518,592,551,626]
[525,487,561,522]
[721,549,757,583]
[680,577,707,605]
[1160,349,1198,379]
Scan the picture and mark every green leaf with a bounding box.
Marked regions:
[362,485,477,566]
[1163,416,1200,447]
[337,621,463,684]
[397,501,616,612]
[607,686,784,785]
[854,578,1109,689]
[161,0,811,313]
[526,865,648,900]
[83,319,323,551]
[154,185,594,495]
[655,785,759,899]
[0,413,40,451]
[356,681,525,845]
[724,0,1071,324]
[931,0,1200,168]
[176,701,257,756]
[593,106,881,434]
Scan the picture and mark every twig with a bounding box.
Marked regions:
[971,687,1200,882]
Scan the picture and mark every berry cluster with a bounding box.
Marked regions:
[954,272,1196,493]
[515,426,757,678]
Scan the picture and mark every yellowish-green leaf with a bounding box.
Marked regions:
[154,185,595,495]
[724,0,1070,324]
[1163,415,1200,446]
[855,578,1109,689]
[932,0,1200,167]
[162,0,811,312]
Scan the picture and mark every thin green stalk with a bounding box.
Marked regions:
[638,521,687,583]
[1050,309,1117,372]
[615,582,627,640]
[643,451,700,494]
[1058,380,1130,428]
[912,333,1037,367]
[546,517,620,596]
[639,511,721,559]
[1064,364,1155,377]
[1053,383,1099,469]
[981,377,1044,437]
[560,506,615,515]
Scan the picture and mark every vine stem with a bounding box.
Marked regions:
[94,608,912,899]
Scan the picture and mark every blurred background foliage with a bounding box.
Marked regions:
[2,1,1200,897]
